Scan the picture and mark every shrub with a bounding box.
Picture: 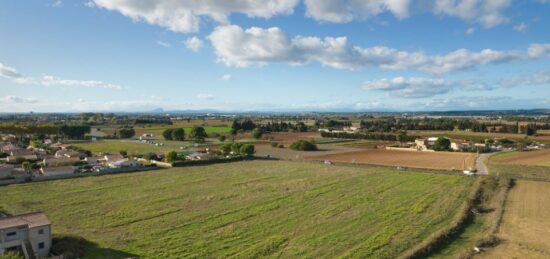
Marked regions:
[165,151,178,163]
[239,144,255,156]
[270,142,278,147]
[278,144,285,148]
[252,128,263,139]
[290,140,317,151]
[219,135,226,142]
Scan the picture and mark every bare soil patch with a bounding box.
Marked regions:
[306,149,476,170]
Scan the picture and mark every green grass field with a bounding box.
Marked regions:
[0,161,474,258]
[73,140,178,154]
[487,152,550,180]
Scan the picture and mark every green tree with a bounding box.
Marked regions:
[239,144,255,156]
[162,129,174,140]
[189,126,208,142]
[165,151,178,163]
[231,143,243,155]
[433,137,451,151]
[171,128,185,141]
[219,135,226,142]
[117,128,135,139]
[119,150,128,157]
[252,128,263,139]
[220,143,232,156]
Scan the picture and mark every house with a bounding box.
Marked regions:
[186,153,216,161]
[415,139,429,151]
[1,144,21,153]
[451,141,471,151]
[107,158,139,168]
[0,212,52,259]
[426,137,439,146]
[49,143,72,150]
[139,133,155,141]
[84,156,106,166]
[6,154,38,163]
[54,149,83,159]
[104,155,125,162]
[40,166,77,176]
[43,157,81,167]
[0,134,17,142]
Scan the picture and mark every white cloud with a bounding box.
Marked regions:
[304,0,411,23]
[363,71,550,98]
[4,95,38,104]
[0,62,122,89]
[209,25,550,73]
[363,77,453,98]
[197,94,215,100]
[156,40,171,47]
[0,63,24,79]
[304,0,512,27]
[221,74,232,81]
[184,36,203,52]
[513,22,528,32]
[465,27,476,35]
[40,75,122,89]
[432,0,512,28]
[88,0,299,33]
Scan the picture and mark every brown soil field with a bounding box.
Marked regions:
[306,149,476,171]
[491,150,550,167]
[262,132,321,142]
[478,181,550,259]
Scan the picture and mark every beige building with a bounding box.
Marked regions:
[0,212,51,259]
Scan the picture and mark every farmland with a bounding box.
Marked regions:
[0,161,475,258]
[134,126,232,136]
[307,149,477,171]
[487,150,550,180]
[480,181,550,258]
[72,140,179,154]
[489,149,550,167]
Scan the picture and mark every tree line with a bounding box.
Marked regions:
[320,131,419,142]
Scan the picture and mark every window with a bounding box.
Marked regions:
[38,242,45,249]
[38,229,44,235]
[6,232,16,237]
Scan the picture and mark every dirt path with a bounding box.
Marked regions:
[475,153,490,175]
[478,180,550,258]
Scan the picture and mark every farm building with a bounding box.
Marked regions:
[54,149,83,159]
[451,141,471,151]
[0,212,52,259]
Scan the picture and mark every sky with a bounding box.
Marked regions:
[0,0,549,113]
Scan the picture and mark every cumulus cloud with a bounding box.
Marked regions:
[4,95,38,104]
[0,62,121,89]
[304,0,512,27]
[304,0,411,23]
[209,25,550,73]
[513,22,528,32]
[184,36,203,52]
[197,94,215,100]
[88,0,299,33]
[221,74,232,81]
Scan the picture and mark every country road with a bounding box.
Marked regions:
[475,153,491,175]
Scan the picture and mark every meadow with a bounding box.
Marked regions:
[0,161,474,258]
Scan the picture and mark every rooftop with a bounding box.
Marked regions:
[0,212,51,229]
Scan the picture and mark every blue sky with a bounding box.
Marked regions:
[0,0,549,112]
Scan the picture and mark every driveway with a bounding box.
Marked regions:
[475,153,491,175]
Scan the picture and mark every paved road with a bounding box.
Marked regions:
[475,153,491,175]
